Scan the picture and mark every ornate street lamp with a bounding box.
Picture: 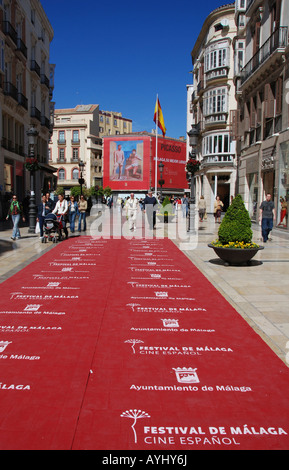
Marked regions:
[158,161,165,202]
[78,160,85,196]
[186,124,200,232]
[26,126,39,233]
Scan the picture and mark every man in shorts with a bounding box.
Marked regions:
[112,144,125,179]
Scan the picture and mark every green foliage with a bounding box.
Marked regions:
[218,194,253,244]
[70,186,89,199]
[55,186,65,196]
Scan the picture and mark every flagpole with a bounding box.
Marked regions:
[155,94,158,198]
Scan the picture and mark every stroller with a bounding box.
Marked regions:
[42,213,63,243]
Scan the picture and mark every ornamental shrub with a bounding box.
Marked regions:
[218,194,253,245]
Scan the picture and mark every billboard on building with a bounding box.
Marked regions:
[103,134,187,192]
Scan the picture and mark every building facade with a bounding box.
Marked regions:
[189,3,238,213]
[235,0,289,228]
[49,104,102,192]
[0,0,55,218]
[99,110,132,138]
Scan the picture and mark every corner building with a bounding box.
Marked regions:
[189,3,238,213]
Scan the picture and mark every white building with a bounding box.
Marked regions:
[188,2,238,212]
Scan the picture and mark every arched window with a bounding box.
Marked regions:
[72,168,79,180]
[58,168,65,181]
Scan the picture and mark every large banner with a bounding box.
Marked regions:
[103,137,151,192]
[103,135,187,193]
[152,137,187,191]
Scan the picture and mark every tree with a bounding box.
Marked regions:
[218,194,253,245]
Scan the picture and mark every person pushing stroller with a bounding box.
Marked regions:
[52,193,69,240]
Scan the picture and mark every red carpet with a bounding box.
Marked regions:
[0,236,289,450]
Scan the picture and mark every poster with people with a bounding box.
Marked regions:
[109,140,144,182]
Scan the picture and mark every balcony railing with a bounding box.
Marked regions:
[41,74,50,89]
[16,38,27,58]
[30,106,41,121]
[3,81,18,101]
[241,26,288,85]
[2,21,17,45]
[30,60,41,77]
[202,155,234,166]
[17,92,28,110]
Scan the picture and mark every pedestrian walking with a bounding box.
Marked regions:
[259,193,276,243]
[52,193,69,240]
[45,192,55,211]
[68,195,79,233]
[78,195,87,231]
[6,195,25,240]
[198,195,206,222]
[214,196,224,223]
[36,195,51,239]
[143,190,158,229]
[181,194,189,218]
[126,193,139,231]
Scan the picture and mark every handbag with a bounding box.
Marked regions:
[35,221,40,234]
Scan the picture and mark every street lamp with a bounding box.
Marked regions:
[187,124,200,232]
[78,160,85,196]
[158,161,165,202]
[26,126,39,233]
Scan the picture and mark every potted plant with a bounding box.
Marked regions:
[157,196,175,223]
[208,194,264,265]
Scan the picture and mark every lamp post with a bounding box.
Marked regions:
[158,161,165,203]
[78,160,85,196]
[26,126,39,233]
[187,124,200,232]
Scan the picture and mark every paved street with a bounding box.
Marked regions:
[1,205,288,367]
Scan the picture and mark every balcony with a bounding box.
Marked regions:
[17,92,28,110]
[2,21,17,46]
[30,106,41,121]
[3,81,18,102]
[30,60,41,77]
[41,74,50,89]
[241,27,288,85]
[202,155,234,167]
[41,116,51,130]
[16,38,27,58]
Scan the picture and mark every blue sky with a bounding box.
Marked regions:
[41,0,232,139]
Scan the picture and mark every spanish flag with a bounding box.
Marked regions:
[153,97,166,137]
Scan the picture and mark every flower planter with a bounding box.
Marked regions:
[208,244,264,266]
[157,214,175,224]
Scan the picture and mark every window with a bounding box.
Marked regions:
[205,41,229,72]
[234,40,245,74]
[72,168,79,180]
[114,118,117,126]
[58,131,65,143]
[72,148,79,161]
[204,87,228,116]
[203,133,231,156]
[58,148,65,162]
[72,130,79,142]
[100,115,103,122]
[58,168,65,180]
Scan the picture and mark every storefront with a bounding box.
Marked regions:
[278,142,289,228]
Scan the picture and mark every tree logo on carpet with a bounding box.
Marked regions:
[173,367,200,384]
[120,409,151,444]
[126,303,140,312]
[125,339,144,354]
[0,341,12,353]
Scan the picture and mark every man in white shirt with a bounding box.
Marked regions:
[52,193,69,239]
[126,193,139,231]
